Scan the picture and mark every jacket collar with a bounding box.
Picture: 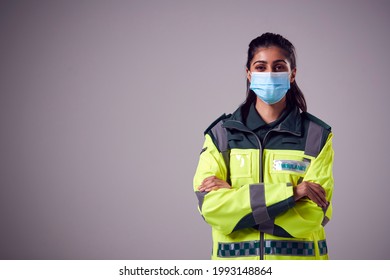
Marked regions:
[223,101,302,136]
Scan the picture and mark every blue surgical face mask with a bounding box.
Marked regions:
[249,72,291,105]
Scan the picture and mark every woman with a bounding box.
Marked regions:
[193,32,334,260]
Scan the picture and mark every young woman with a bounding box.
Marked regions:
[193,33,334,260]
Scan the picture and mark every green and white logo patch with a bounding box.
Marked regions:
[273,160,309,173]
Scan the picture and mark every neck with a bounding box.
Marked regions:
[255,97,287,124]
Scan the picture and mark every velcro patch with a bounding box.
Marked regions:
[273,160,309,173]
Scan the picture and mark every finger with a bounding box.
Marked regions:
[212,178,232,188]
[309,182,326,196]
[204,180,231,192]
[306,186,324,206]
[204,180,225,191]
[306,188,321,207]
[201,180,217,191]
[202,176,216,184]
[204,178,227,190]
[198,179,216,192]
[216,180,231,189]
[304,182,326,200]
[199,177,232,192]
[315,186,326,197]
[204,178,227,188]
[307,187,328,208]
[312,186,328,205]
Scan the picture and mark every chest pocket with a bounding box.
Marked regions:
[230,150,252,178]
[267,152,312,185]
[270,153,310,175]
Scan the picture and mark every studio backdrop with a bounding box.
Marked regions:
[0,0,389,260]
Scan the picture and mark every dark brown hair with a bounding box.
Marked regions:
[242,32,307,117]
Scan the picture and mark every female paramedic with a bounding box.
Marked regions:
[193,32,334,260]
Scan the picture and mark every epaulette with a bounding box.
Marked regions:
[302,112,331,131]
[204,113,231,135]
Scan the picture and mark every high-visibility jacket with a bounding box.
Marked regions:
[193,104,334,260]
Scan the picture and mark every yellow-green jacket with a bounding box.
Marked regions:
[193,104,334,260]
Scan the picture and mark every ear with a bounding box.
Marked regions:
[246,68,251,82]
[290,68,297,83]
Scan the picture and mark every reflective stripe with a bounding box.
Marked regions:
[218,241,260,257]
[305,121,324,157]
[258,219,275,235]
[217,240,325,257]
[210,120,228,153]
[264,240,314,256]
[318,240,328,255]
[210,120,230,184]
[322,216,330,226]
[250,184,270,225]
[322,204,330,226]
[195,191,207,212]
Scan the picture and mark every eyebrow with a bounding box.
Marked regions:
[253,59,288,65]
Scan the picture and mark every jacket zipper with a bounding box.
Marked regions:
[224,121,301,260]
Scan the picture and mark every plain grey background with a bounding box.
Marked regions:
[0,0,389,260]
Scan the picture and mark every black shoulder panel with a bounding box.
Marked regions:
[204,113,231,153]
[204,113,231,135]
[302,112,331,131]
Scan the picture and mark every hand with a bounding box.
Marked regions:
[293,181,328,208]
[197,176,232,192]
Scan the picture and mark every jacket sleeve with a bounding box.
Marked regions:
[273,133,334,238]
[194,134,295,235]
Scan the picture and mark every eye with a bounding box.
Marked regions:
[255,65,266,71]
[274,64,287,72]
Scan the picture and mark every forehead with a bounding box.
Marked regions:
[252,46,288,62]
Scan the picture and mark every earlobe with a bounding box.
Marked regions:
[246,69,251,82]
[290,68,297,83]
